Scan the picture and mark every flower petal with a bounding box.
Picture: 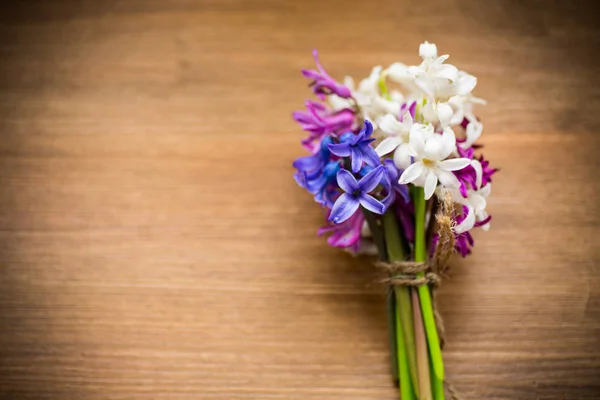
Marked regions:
[328,227,361,248]
[375,137,402,157]
[359,164,385,193]
[470,159,483,188]
[393,144,413,170]
[470,193,487,212]
[360,146,382,168]
[465,120,483,147]
[439,158,471,171]
[479,183,492,198]
[359,193,386,215]
[386,62,412,83]
[419,41,437,59]
[328,142,351,157]
[456,73,477,95]
[336,169,359,193]
[434,64,459,82]
[328,193,360,224]
[409,124,428,156]
[424,136,445,161]
[455,207,475,234]
[440,127,456,158]
[436,102,454,128]
[379,114,404,135]
[424,171,438,200]
[374,97,401,115]
[438,170,460,188]
[399,161,425,184]
[350,148,363,173]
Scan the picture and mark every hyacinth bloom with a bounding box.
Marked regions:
[318,209,364,251]
[455,146,497,196]
[329,166,387,224]
[455,184,492,233]
[293,101,356,151]
[293,136,341,207]
[382,159,410,204]
[376,111,415,170]
[329,120,380,173]
[302,49,352,100]
[399,124,470,199]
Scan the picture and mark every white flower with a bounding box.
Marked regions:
[408,43,459,95]
[419,41,438,59]
[374,112,414,169]
[398,124,471,200]
[329,67,403,130]
[384,62,421,100]
[422,99,454,127]
[441,184,492,233]
[406,42,482,129]
[448,92,487,148]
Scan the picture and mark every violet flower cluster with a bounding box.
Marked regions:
[293,43,498,257]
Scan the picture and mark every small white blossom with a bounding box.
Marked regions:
[399,124,471,200]
[374,112,414,169]
[329,67,402,130]
[440,184,492,233]
[406,42,481,129]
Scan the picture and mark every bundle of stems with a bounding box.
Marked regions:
[365,187,445,400]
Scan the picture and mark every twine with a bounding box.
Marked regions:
[378,193,464,399]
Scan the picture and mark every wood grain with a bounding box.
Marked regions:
[0,1,599,399]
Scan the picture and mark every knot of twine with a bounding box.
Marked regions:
[377,193,463,400]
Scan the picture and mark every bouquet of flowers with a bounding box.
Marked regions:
[292,42,498,400]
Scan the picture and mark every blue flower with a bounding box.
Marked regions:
[293,136,341,208]
[328,165,387,224]
[328,120,380,173]
[382,159,411,205]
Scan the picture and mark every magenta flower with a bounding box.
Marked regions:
[293,101,356,151]
[455,146,498,196]
[329,120,380,173]
[318,209,364,251]
[329,165,387,224]
[302,49,352,100]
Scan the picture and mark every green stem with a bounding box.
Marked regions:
[386,286,399,385]
[362,208,398,383]
[382,211,420,398]
[412,288,432,400]
[396,301,416,400]
[413,187,445,383]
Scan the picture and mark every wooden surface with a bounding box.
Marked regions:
[0,1,599,399]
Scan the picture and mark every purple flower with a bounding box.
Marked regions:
[302,49,352,100]
[293,101,356,151]
[382,159,410,204]
[395,198,415,243]
[329,165,387,224]
[328,120,380,173]
[318,209,364,251]
[455,146,498,196]
[293,136,341,208]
